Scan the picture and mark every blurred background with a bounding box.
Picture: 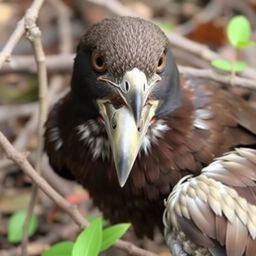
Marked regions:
[1,0,256,255]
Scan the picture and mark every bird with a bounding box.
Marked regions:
[44,16,256,238]
[163,148,256,256]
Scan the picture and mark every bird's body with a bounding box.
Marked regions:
[45,16,256,239]
[164,148,256,256]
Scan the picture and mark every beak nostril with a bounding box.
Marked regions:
[125,81,130,92]
[112,118,117,129]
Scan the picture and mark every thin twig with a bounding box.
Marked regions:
[0,132,158,256]
[174,0,223,35]
[87,0,135,16]
[21,4,49,255]
[0,131,87,228]
[0,53,73,74]
[83,0,256,81]
[0,54,74,74]
[2,53,256,90]
[0,0,45,69]
[47,0,73,53]
[0,103,37,123]
[166,32,256,80]
[0,223,78,256]
[178,65,256,90]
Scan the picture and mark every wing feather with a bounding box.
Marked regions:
[226,217,247,256]
[164,148,256,256]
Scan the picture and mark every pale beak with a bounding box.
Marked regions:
[97,68,160,187]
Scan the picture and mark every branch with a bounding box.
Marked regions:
[3,53,255,90]
[0,0,45,69]
[167,32,256,80]
[0,103,37,123]
[0,54,73,74]
[87,0,256,81]
[22,10,49,254]
[87,0,135,16]
[178,65,256,89]
[47,0,73,54]
[0,132,158,256]
[174,0,223,35]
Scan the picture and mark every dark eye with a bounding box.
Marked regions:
[156,52,166,73]
[92,52,107,72]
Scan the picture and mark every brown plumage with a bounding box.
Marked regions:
[164,148,256,256]
[44,16,256,238]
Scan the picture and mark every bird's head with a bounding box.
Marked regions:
[71,16,182,187]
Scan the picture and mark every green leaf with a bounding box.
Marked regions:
[87,216,108,227]
[158,21,173,32]
[237,40,256,48]
[227,15,252,47]
[100,223,130,252]
[42,241,73,256]
[8,210,38,243]
[211,59,233,71]
[72,219,102,256]
[232,61,248,72]
[211,59,247,72]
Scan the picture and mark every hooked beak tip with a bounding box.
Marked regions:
[116,156,131,187]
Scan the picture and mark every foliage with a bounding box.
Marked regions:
[42,217,130,256]
[211,15,255,72]
[42,241,73,256]
[157,21,173,32]
[227,15,255,48]
[7,210,38,243]
[211,59,247,72]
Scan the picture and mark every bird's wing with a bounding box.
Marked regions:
[44,93,75,181]
[164,148,256,256]
[190,78,256,137]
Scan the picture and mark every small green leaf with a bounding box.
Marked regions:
[211,59,247,72]
[87,216,108,227]
[72,219,102,256]
[158,21,173,32]
[100,223,130,252]
[227,15,251,47]
[233,61,248,72]
[211,59,233,71]
[42,241,73,256]
[237,40,256,48]
[8,210,38,243]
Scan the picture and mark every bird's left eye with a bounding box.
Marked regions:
[91,52,107,73]
[156,52,166,73]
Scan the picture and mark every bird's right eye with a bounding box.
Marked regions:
[156,52,166,73]
[91,52,107,73]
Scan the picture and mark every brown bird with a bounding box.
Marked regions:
[164,148,256,256]
[44,16,256,238]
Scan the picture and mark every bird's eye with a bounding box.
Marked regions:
[92,52,107,72]
[156,52,166,73]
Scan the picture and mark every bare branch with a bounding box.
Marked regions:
[87,0,135,16]
[0,54,73,74]
[0,131,158,256]
[174,0,223,35]
[167,32,256,80]
[178,66,256,89]
[3,53,256,90]
[0,0,45,69]
[0,103,37,123]
[22,25,48,256]
[47,0,73,53]
[0,132,87,229]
